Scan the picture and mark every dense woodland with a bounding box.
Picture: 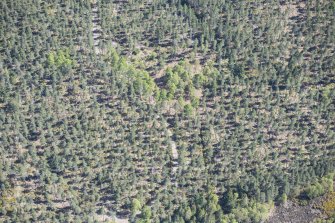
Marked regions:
[0,0,334,222]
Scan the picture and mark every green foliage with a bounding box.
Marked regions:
[202,61,219,82]
[222,189,239,212]
[135,206,152,223]
[193,73,207,88]
[161,62,199,100]
[321,192,335,218]
[133,70,157,95]
[4,100,18,114]
[191,97,200,108]
[305,183,325,199]
[1,0,334,222]
[106,49,158,96]
[230,201,273,223]
[281,193,288,204]
[107,48,120,67]
[171,189,273,223]
[132,199,141,211]
[304,174,334,199]
[48,49,73,67]
[141,206,152,220]
[313,218,335,223]
[0,189,17,214]
[184,104,193,116]
[131,198,141,217]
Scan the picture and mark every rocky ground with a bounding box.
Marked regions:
[266,198,327,223]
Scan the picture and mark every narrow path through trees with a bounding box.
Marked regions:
[167,126,179,186]
[91,3,128,222]
[92,0,102,54]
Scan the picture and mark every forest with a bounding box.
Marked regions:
[0,0,334,222]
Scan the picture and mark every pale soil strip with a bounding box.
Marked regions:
[90,1,128,222]
[92,0,102,54]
